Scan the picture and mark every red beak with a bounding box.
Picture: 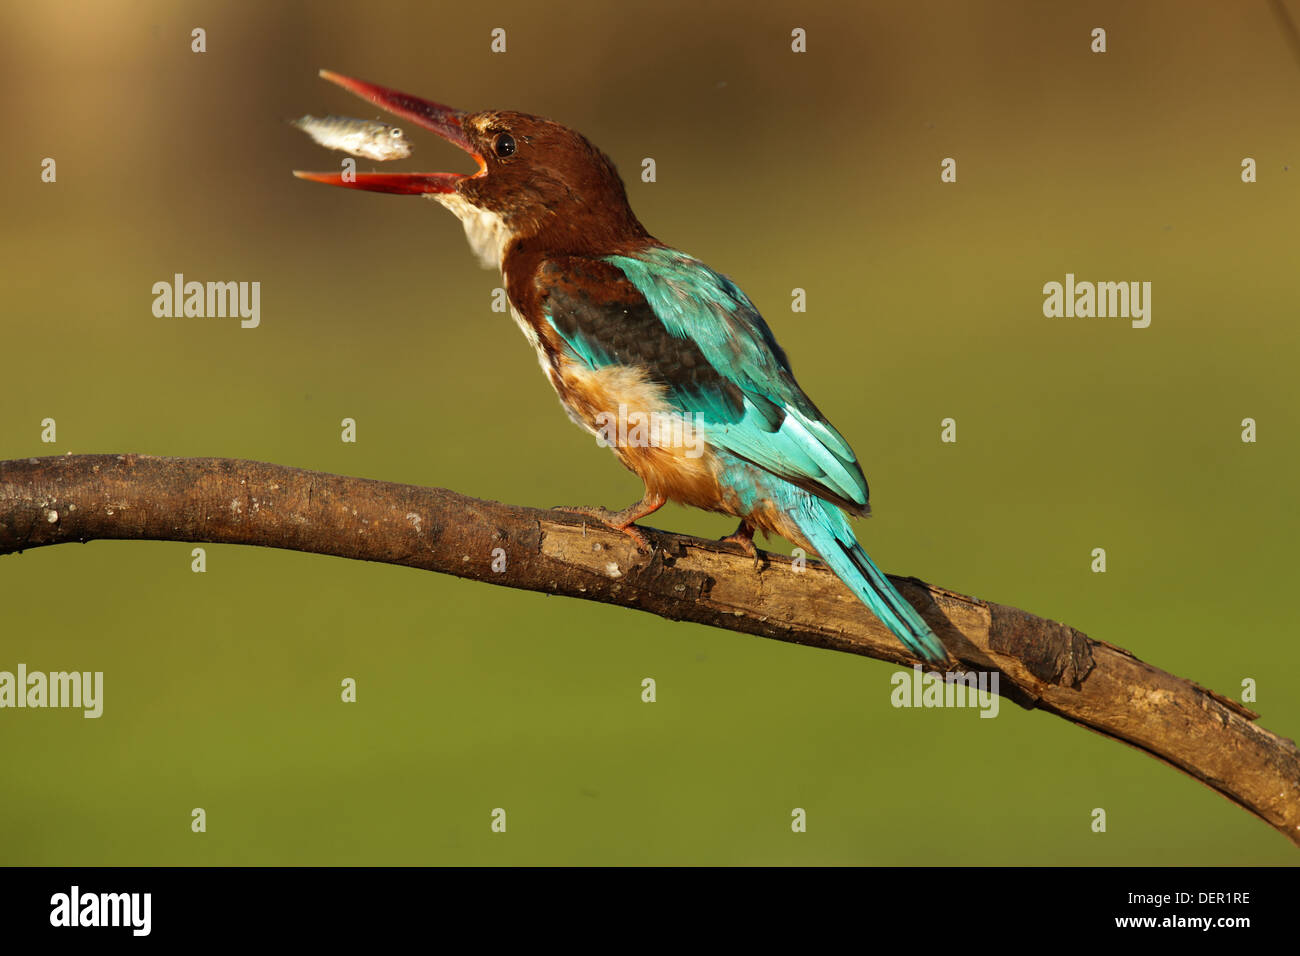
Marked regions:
[293,70,484,195]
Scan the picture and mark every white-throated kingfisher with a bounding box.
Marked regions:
[295,71,947,663]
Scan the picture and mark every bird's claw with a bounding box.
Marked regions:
[552,505,654,554]
[719,523,763,571]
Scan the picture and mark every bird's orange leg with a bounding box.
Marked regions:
[554,490,667,553]
[719,519,763,569]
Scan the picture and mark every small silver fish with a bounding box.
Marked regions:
[292,114,411,162]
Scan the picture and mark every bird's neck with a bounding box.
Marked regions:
[438,191,655,272]
[506,215,655,271]
[433,193,515,271]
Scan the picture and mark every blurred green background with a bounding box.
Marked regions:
[2,0,1297,864]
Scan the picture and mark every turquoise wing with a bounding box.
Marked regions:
[536,249,870,514]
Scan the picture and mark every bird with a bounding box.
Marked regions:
[295,70,947,664]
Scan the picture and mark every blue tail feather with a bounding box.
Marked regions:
[790,493,946,663]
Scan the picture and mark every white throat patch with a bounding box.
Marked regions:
[431,193,511,270]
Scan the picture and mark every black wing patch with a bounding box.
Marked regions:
[538,257,751,424]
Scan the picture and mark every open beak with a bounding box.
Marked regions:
[293,69,484,195]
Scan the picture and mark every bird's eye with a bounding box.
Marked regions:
[390,128,403,138]
[493,132,516,158]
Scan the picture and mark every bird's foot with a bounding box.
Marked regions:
[553,494,665,554]
[719,520,763,571]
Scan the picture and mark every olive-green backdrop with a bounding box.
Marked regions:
[2,0,1296,864]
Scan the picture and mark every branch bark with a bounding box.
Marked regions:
[2,454,1296,846]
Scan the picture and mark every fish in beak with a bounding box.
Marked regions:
[293,70,484,195]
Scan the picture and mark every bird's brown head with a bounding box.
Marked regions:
[294,71,649,262]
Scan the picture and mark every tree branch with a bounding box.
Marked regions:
[2,454,1296,846]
